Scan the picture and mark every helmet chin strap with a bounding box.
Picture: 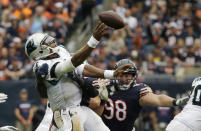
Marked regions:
[117,79,135,91]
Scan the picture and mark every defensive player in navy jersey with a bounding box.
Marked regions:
[85,59,189,131]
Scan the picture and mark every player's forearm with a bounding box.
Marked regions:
[83,64,105,78]
[140,93,185,107]
[28,108,34,121]
[16,69,25,77]
[88,96,101,110]
[71,36,99,67]
[155,94,174,107]
[15,109,25,121]
[83,65,114,79]
[71,45,94,67]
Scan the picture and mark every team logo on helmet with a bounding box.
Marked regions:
[26,39,37,56]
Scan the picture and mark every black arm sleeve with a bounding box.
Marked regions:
[35,75,48,98]
[68,71,99,98]
[82,77,99,98]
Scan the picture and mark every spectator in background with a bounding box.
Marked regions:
[184,45,196,67]
[123,9,138,31]
[30,6,46,33]
[142,53,156,74]
[116,0,126,18]
[13,0,32,21]
[47,18,67,44]
[193,39,201,63]
[166,22,179,47]
[106,56,117,70]
[106,30,125,56]
[12,37,25,61]
[4,57,25,80]
[0,47,8,80]
[15,88,34,131]
[133,25,144,50]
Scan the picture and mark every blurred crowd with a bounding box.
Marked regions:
[87,0,201,77]
[0,0,98,80]
[0,0,201,80]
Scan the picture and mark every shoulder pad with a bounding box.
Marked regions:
[33,61,49,78]
[133,83,148,88]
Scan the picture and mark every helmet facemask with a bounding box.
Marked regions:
[37,35,59,60]
[115,67,138,91]
[192,77,201,88]
[115,59,138,90]
[25,33,61,61]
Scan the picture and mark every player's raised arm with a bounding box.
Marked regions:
[139,86,189,107]
[25,22,109,79]
[71,22,109,67]
[71,10,125,67]
[52,22,110,77]
[83,64,131,79]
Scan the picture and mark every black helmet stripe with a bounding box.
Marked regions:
[26,39,37,56]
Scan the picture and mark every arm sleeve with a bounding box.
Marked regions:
[82,77,99,98]
[137,83,153,98]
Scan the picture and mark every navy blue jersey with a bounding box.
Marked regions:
[80,78,152,131]
[80,77,99,106]
[102,82,152,131]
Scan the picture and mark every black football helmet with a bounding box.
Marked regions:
[114,59,138,90]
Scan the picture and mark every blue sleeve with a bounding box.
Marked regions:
[83,77,98,88]
[135,83,153,98]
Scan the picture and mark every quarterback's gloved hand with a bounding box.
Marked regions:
[0,93,8,103]
[0,126,19,131]
[173,96,190,106]
[92,79,109,101]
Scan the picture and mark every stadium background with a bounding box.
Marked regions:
[0,0,200,131]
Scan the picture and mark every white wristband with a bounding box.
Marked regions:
[104,70,115,79]
[87,36,99,48]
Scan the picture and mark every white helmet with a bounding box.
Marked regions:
[25,33,59,60]
[192,77,201,87]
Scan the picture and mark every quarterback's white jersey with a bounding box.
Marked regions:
[33,46,110,131]
[33,46,85,111]
[166,84,201,131]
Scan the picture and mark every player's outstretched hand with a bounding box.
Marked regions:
[93,22,110,41]
[92,79,110,101]
[0,93,8,103]
[0,126,19,131]
[114,64,132,77]
[92,79,110,88]
[174,96,190,106]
